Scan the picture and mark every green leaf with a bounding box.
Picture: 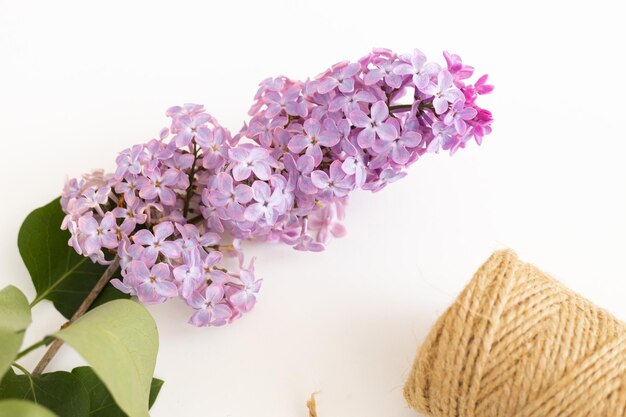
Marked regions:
[54,300,158,417]
[0,368,89,417]
[18,198,129,319]
[0,399,58,417]
[147,379,163,410]
[71,367,163,416]
[0,286,31,378]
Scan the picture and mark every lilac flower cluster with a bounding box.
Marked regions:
[61,48,493,327]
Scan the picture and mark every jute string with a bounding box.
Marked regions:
[404,249,626,417]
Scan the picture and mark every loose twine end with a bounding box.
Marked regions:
[307,392,319,417]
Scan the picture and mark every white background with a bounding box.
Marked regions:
[1,1,626,416]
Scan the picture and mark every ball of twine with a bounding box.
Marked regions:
[404,250,626,417]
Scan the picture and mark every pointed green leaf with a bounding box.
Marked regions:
[0,286,31,378]
[71,367,163,416]
[0,368,89,417]
[18,198,129,319]
[0,399,58,417]
[54,300,158,417]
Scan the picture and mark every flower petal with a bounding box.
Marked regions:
[288,135,311,153]
[244,203,264,221]
[357,128,376,148]
[311,171,330,189]
[376,123,398,141]
[154,221,174,240]
[132,229,154,246]
[251,162,271,180]
[159,241,181,259]
[349,110,371,128]
[189,308,211,327]
[155,280,178,298]
[393,63,414,75]
[232,164,251,181]
[370,101,389,123]
[158,187,176,206]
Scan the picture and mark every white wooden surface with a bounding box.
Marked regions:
[1,1,625,415]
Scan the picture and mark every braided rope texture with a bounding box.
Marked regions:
[404,250,626,417]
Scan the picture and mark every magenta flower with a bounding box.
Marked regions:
[311,161,353,197]
[78,213,118,255]
[166,103,205,118]
[467,108,493,146]
[112,200,147,231]
[173,257,202,299]
[350,101,398,148]
[141,139,172,174]
[82,186,110,210]
[175,223,219,255]
[171,113,213,147]
[110,275,137,297]
[294,235,325,252]
[130,261,178,303]
[288,119,339,164]
[328,90,377,114]
[139,168,181,206]
[364,58,403,88]
[428,121,458,153]
[201,251,229,285]
[284,153,317,195]
[474,74,494,95]
[393,49,440,90]
[421,70,464,114]
[263,86,307,118]
[207,172,253,221]
[200,126,229,170]
[268,127,291,158]
[317,62,361,94]
[188,285,232,327]
[61,47,493,328]
[247,116,287,147]
[309,204,347,244]
[229,262,262,313]
[250,77,286,115]
[165,151,194,173]
[253,77,285,100]
[115,144,145,179]
[362,167,407,192]
[340,139,367,187]
[443,51,474,81]
[373,130,423,165]
[132,221,181,264]
[443,100,478,134]
[115,175,148,206]
[199,203,224,234]
[229,147,275,181]
[243,181,283,224]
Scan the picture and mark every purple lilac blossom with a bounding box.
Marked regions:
[61,48,493,327]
